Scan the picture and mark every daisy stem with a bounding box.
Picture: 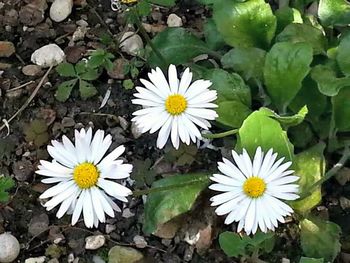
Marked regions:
[299,146,350,200]
[202,129,238,139]
[132,10,168,68]
[132,176,210,196]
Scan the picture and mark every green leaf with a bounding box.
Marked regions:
[0,175,15,202]
[290,143,325,214]
[203,18,225,50]
[213,0,276,49]
[79,80,97,100]
[202,69,251,106]
[318,0,350,27]
[221,47,266,82]
[219,231,275,258]
[143,173,209,234]
[75,61,88,75]
[216,101,251,129]
[299,257,324,263]
[332,86,350,131]
[55,79,78,102]
[79,68,100,81]
[260,106,308,128]
[56,63,76,77]
[310,64,350,96]
[300,217,341,262]
[289,77,327,120]
[336,33,350,76]
[264,42,313,112]
[123,79,134,90]
[275,7,303,33]
[237,110,294,160]
[148,28,210,67]
[276,24,327,55]
[219,232,247,257]
[147,0,175,7]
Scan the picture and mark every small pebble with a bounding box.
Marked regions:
[0,41,15,57]
[105,224,117,234]
[167,13,183,27]
[24,256,46,263]
[22,65,43,76]
[50,0,73,22]
[122,208,135,218]
[133,235,147,249]
[0,233,20,263]
[31,44,65,68]
[85,235,106,250]
[119,32,143,56]
[131,122,143,139]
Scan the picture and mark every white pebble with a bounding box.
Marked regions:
[0,233,20,263]
[31,44,65,68]
[49,0,73,22]
[85,235,106,250]
[24,256,46,263]
[120,32,144,56]
[167,14,183,27]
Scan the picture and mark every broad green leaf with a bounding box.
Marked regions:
[299,257,324,263]
[221,47,266,82]
[276,24,327,55]
[0,175,15,202]
[318,0,350,27]
[148,28,210,67]
[148,0,175,7]
[290,77,327,120]
[79,80,97,100]
[336,34,350,76]
[219,232,246,257]
[237,110,294,160]
[275,7,303,33]
[203,18,225,50]
[290,143,325,214]
[143,173,209,234]
[75,61,88,75]
[55,79,78,102]
[332,87,350,131]
[264,42,313,112]
[260,106,308,128]
[56,62,76,77]
[213,0,276,49]
[201,68,251,106]
[310,64,350,96]
[300,217,341,262]
[288,122,314,148]
[216,101,251,129]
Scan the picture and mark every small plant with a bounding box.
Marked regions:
[0,175,15,203]
[55,61,100,102]
[87,49,115,72]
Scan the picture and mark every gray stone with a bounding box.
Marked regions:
[49,0,73,22]
[85,235,105,250]
[0,233,20,263]
[108,246,143,263]
[28,213,49,236]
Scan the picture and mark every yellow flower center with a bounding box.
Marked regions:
[121,0,138,3]
[165,94,187,115]
[73,163,99,189]
[243,177,266,198]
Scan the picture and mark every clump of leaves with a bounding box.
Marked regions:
[219,231,275,260]
[24,119,49,147]
[0,175,15,203]
[55,61,100,101]
[87,49,115,71]
[131,158,156,187]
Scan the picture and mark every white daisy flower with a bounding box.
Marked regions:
[132,64,218,149]
[37,128,133,228]
[209,147,299,235]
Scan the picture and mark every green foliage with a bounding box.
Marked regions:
[290,143,325,214]
[275,7,303,33]
[0,175,15,202]
[203,18,225,50]
[237,109,294,160]
[55,62,99,101]
[300,217,341,262]
[87,49,115,71]
[122,79,134,90]
[213,0,276,49]
[164,144,198,166]
[264,42,313,112]
[148,28,210,67]
[318,0,350,27]
[332,87,350,131]
[143,173,209,234]
[299,257,324,263]
[336,33,350,76]
[219,231,275,258]
[147,0,175,7]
